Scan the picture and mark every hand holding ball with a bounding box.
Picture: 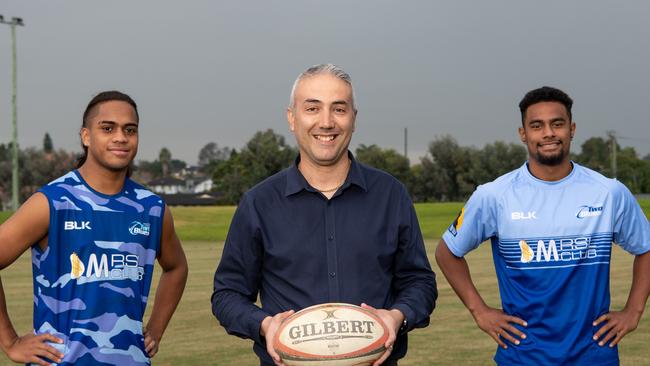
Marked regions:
[273,303,389,366]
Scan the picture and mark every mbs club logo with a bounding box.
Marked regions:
[518,237,597,264]
[69,252,144,281]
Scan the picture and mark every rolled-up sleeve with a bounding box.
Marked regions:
[211,193,269,344]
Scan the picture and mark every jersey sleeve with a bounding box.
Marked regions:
[442,185,498,257]
[612,182,650,255]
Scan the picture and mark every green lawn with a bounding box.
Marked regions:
[0,201,648,365]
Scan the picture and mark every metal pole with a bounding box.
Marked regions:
[607,130,617,179]
[404,127,409,158]
[612,135,617,179]
[10,22,18,210]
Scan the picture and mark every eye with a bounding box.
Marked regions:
[101,126,113,132]
[125,127,138,135]
[334,107,346,114]
[306,106,318,112]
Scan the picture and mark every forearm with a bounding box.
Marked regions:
[392,202,438,329]
[211,288,270,343]
[435,241,488,315]
[623,251,650,316]
[146,265,188,339]
[391,270,437,330]
[0,277,19,353]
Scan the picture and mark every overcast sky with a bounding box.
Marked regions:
[1,1,649,165]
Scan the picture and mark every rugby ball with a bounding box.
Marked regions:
[273,303,389,366]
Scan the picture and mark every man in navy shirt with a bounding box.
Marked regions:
[211,64,437,366]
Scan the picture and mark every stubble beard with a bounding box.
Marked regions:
[533,146,566,166]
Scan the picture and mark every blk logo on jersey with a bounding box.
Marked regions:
[69,252,144,281]
[511,211,536,220]
[64,221,91,230]
[576,205,603,219]
[129,221,150,236]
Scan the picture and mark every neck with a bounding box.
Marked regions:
[527,158,573,182]
[77,161,128,195]
[298,153,351,196]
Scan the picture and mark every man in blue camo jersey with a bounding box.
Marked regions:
[0,91,188,365]
[435,86,650,365]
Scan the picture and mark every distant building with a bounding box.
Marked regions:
[191,178,214,193]
[147,177,187,195]
[146,170,219,205]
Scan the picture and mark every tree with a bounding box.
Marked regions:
[0,144,76,205]
[198,142,230,170]
[43,133,53,153]
[213,129,297,204]
[415,135,474,201]
[355,144,412,189]
[576,137,610,175]
[467,141,527,186]
[616,147,646,193]
[159,147,172,177]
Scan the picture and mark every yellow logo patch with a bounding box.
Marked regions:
[519,240,534,263]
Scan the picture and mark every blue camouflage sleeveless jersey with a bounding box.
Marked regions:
[32,170,164,365]
[442,162,650,366]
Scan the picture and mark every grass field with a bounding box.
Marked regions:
[0,201,648,365]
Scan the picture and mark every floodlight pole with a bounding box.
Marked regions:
[607,130,617,179]
[0,15,24,210]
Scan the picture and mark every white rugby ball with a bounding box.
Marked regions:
[273,303,389,366]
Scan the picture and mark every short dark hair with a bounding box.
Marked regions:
[77,90,139,169]
[518,86,573,125]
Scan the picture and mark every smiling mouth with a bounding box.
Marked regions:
[314,135,338,142]
[109,149,130,156]
[538,141,561,148]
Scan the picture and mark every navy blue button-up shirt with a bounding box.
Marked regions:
[212,153,437,364]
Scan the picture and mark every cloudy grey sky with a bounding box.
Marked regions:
[1,0,649,165]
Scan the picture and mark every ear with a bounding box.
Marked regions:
[570,121,576,139]
[352,109,357,132]
[80,127,90,147]
[518,126,526,143]
[287,107,295,132]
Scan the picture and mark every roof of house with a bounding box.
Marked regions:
[147,177,186,186]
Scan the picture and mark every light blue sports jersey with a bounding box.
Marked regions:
[32,170,164,365]
[442,162,650,366]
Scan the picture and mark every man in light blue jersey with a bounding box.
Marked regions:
[0,91,188,365]
[435,86,650,365]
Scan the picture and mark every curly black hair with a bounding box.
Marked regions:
[519,86,573,125]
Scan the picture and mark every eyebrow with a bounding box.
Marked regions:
[528,117,566,124]
[303,99,349,106]
[98,120,138,127]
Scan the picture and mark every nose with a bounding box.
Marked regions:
[318,110,335,129]
[541,123,555,138]
[112,128,128,143]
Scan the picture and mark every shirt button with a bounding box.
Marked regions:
[329,272,336,277]
[328,235,334,241]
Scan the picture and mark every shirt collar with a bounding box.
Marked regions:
[285,151,368,197]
